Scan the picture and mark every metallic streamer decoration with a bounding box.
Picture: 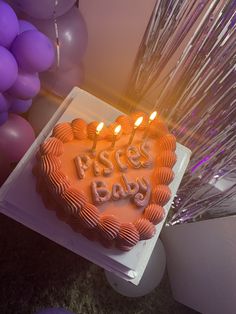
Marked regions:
[124,0,236,224]
[53,0,61,68]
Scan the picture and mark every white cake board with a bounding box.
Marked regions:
[0,87,191,285]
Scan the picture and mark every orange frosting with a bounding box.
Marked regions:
[143,204,164,224]
[152,185,171,206]
[153,167,174,185]
[79,203,100,229]
[158,134,176,151]
[40,137,64,156]
[156,151,177,168]
[117,222,139,247]
[134,218,155,240]
[60,188,87,216]
[98,215,120,240]
[34,111,177,251]
[52,122,74,143]
[46,171,71,195]
[150,119,169,137]
[87,121,107,140]
[130,111,148,130]
[115,115,133,134]
[72,118,87,140]
[106,122,123,141]
[39,155,61,175]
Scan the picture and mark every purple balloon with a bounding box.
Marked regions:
[0,46,18,92]
[40,65,84,97]
[19,19,37,33]
[0,93,11,112]
[10,98,32,113]
[0,111,8,126]
[13,0,76,19]
[8,70,40,99]
[0,113,35,161]
[0,1,19,47]
[11,30,55,73]
[30,7,88,71]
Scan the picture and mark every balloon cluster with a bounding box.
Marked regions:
[0,1,55,125]
[12,0,88,98]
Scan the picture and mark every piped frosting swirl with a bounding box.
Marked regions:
[40,137,64,156]
[52,122,74,143]
[152,185,171,206]
[144,204,165,225]
[60,188,88,216]
[115,115,133,135]
[156,151,177,168]
[46,171,71,195]
[72,118,87,140]
[87,121,107,140]
[117,223,139,248]
[79,203,100,229]
[39,155,61,175]
[158,134,176,151]
[153,167,174,185]
[150,119,169,137]
[134,218,155,240]
[98,215,120,240]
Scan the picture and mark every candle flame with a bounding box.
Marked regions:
[134,116,143,128]
[96,122,104,133]
[114,124,121,135]
[150,111,157,121]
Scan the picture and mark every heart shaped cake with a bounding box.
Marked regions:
[33,111,177,251]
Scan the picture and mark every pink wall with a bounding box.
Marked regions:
[80,0,156,107]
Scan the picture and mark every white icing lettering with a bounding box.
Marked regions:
[127,146,142,168]
[133,178,151,207]
[74,154,91,179]
[140,142,153,168]
[112,183,128,200]
[91,180,111,204]
[122,174,139,196]
[115,149,128,172]
[98,150,114,177]
[93,160,101,176]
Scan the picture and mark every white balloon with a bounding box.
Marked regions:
[105,239,166,297]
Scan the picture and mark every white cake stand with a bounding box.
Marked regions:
[105,238,166,297]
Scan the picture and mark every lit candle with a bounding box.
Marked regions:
[110,124,121,149]
[91,122,104,152]
[142,111,157,139]
[128,116,143,145]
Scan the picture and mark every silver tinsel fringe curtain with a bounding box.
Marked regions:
[124,0,236,224]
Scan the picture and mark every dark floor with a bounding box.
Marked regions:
[0,213,199,314]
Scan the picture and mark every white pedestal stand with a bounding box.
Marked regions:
[105,238,166,297]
